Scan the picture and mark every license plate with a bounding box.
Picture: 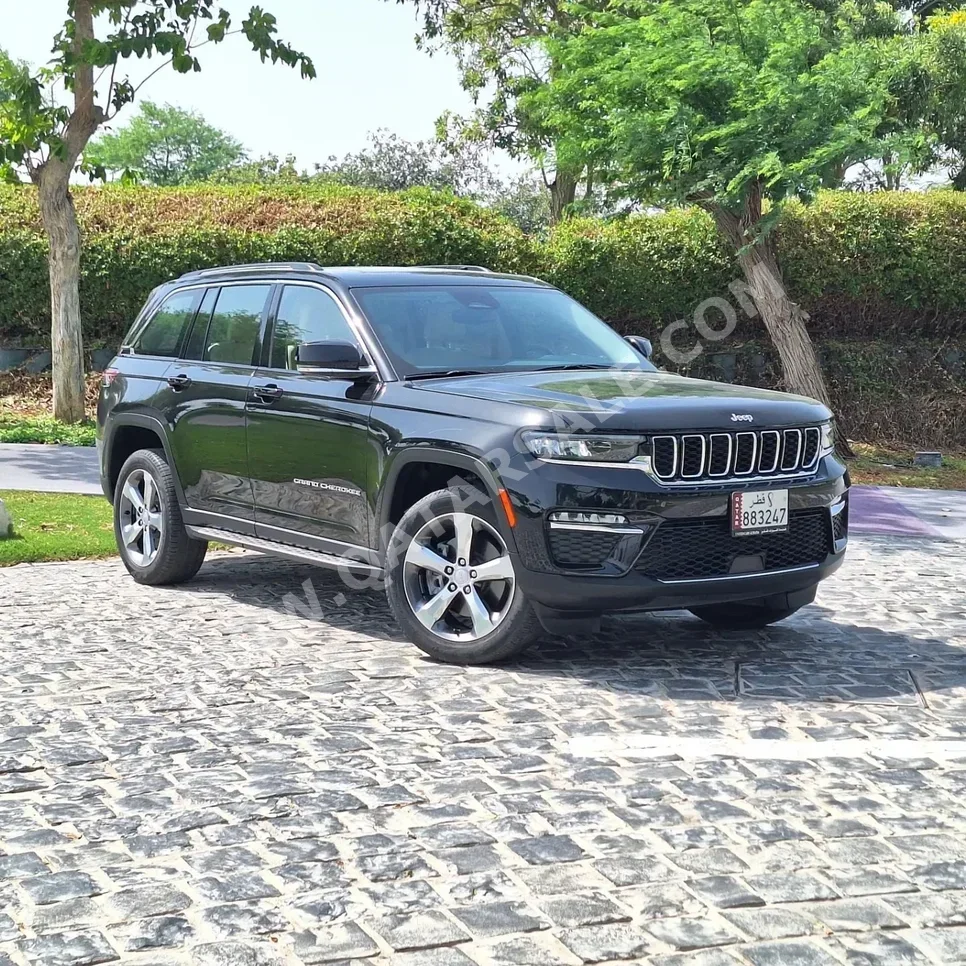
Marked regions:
[732,489,789,536]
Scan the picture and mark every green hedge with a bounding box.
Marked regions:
[2,184,966,346]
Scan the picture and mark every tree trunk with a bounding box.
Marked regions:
[37,163,86,425]
[952,161,966,191]
[548,169,578,224]
[710,186,832,409]
[29,0,100,425]
[737,242,831,407]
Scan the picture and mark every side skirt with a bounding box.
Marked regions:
[186,526,384,578]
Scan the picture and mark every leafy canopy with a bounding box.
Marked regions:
[538,0,904,215]
[0,1,314,179]
[85,101,245,185]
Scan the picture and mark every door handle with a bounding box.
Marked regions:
[252,383,284,403]
[167,373,191,390]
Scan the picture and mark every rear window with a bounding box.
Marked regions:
[133,290,198,357]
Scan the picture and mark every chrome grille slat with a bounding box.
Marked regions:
[781,429,803,471]
[652,436,679,479]
[681,435,706,479]
[734,432,757,475]
[649,427,821,486]
[758,431,781,474]
[708,434,732,477]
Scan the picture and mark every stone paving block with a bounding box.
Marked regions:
[0,914,20,944]
[369,910,469,951]
[833,931,932,965]
[535,892,631,929]
[558,922,653,963]
[481,934,579,966]
[115,915,194,952]
[646,916,740,951]
[806,898,909,932]
[389,949,478,966]
[721,907,820,940]
[687,875,765,909]
[742,939,844,965]
[18,928,119,966]
[743,873,840,904]
[291,922,380,963]
[192,940,287,966]
[909,926,966,962]
[449,900,547,938]
[508,835,586,866]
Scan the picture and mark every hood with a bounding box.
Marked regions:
[414,368,830,432]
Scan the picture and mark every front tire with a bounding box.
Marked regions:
[689,599,805,629]
[114,448,207,586]
[385,486,539,665]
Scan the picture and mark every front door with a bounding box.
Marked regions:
[160,283,273,527]
[246,283,374,553]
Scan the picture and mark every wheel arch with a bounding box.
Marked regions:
[104,412,186,506]
[377,448,517,555]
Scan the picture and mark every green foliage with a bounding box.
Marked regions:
[85,101,246,185]
[916,11,966,188]
[0,3,314,180]
[538,0,902,212]
[1,184,965,347]
[0,183,536,344]
[0,416,96,446]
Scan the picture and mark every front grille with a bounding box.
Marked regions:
[636,508,832,582]
[549,528,621,569]
[651,428,821,484]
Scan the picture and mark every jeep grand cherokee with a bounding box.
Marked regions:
[97,263,848,664]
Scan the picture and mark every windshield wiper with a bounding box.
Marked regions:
[534,363,615,372]
[404,369,491,381]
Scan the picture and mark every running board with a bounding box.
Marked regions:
[186,526,384,575]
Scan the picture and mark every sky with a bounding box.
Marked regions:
[0,0,505,171]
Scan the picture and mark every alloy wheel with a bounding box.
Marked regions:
[118,468,164,567]
[403,511,515,643]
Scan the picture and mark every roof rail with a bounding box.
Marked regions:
[418,265,493,273]
[178,262,325,281]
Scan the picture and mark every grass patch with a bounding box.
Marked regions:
[0,490,116,565]
[848,443,966,490]
[0,416,96,446]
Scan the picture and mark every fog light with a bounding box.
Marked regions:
[549,512,629,526]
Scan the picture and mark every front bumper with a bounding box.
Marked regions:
[503,453,849,616]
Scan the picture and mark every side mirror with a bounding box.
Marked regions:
[296,341,371,376]
[625,335,653,360]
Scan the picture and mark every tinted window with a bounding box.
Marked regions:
[183,287,218,361]
[352,285,648,377]
[203,285,271,365]
[134,290,197,357]
[271,286,356,370]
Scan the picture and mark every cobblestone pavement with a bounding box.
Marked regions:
[3,535,966,965]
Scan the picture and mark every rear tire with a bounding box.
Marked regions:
[689,599,804,629]
[385,485,540,665]
[114,448,207,586]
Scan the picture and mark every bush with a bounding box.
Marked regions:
[2,184,966,347]
[0,183,536,346]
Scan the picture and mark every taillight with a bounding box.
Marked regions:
[102,368,119,388]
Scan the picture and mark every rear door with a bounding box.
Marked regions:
[158,283,272,529]
[246,282,374,552]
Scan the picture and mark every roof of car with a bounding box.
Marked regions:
[174,263,550,289]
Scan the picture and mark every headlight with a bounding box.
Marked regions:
[820,421,836,458]
[523,432,645,462]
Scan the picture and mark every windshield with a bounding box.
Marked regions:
[351,284,652,377]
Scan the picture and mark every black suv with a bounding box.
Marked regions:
[97,263,848,664]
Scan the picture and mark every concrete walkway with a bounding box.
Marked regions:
[1,442,964,538]
[0,443,101,495]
